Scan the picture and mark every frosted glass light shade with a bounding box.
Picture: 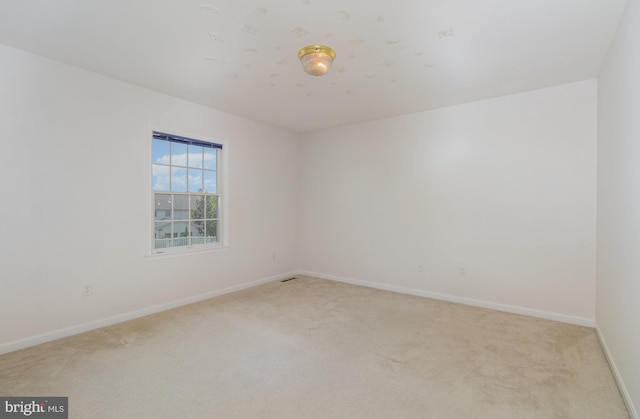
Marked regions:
[298,45,336,76]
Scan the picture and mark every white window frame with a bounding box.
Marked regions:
[146,128,229,257]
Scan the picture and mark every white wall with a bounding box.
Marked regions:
[298,80,597,323]
[0,44,299,351]
[597,0,640,415]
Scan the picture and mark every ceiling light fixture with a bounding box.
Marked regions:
[297,45,336,76]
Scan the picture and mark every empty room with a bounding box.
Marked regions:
[0,0,639,417]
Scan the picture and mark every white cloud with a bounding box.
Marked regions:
[153,152,217,192]
[152,165,170,191]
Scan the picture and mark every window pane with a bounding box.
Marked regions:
[171,142,187,166]
[188,145,204,168]
[190,195,205,220]
[188,169,203,193]
[152,164,170,192]
[190,221,204,237]
[173,195,189,220]
[174,221,189,238]
[203,170,217,193]
[206,220,218,242]
[206,196,218,219]
[154,194,172,220]
[171,167,187,192]
[155,221,172,239]
[155,221,173,249]
[152,139,171,165]
[203,148,217,170]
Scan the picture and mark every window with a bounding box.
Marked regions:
[151,131,222,253]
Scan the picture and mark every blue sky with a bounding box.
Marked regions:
[152,139,217,193]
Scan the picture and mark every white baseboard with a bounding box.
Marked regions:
[0,271,297,356]
[297,270,595,327]
[596,325,639,419]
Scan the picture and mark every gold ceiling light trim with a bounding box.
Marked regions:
[297,45,336,76]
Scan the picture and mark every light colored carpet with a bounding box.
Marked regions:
[0,276,629,418]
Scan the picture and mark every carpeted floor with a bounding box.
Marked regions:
[0,276,630,418]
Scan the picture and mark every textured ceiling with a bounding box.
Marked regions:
[0,0,628,133]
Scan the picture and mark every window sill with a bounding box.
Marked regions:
[145,244,230,260]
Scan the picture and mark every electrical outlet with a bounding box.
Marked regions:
[459,268,466,278]
[418,264,425,272]
[82,283,93,296]
[272,252,277,261]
